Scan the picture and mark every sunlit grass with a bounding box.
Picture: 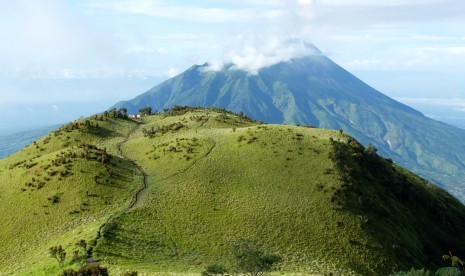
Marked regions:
[0,117,140,275]
[2,108,465,276]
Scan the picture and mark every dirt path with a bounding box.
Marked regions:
[87,122,148,264]
[87,117,214,263]
[116,125,149,210]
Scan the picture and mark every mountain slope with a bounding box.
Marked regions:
[114,51,465,201]
[0,115,141,275]
[2,107,465,275]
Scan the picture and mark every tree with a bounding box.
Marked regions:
[233,240,282,276]
[139,107,152,116]
[76,239,87,251]
[364,143,378,155]
[118,108,128,118]
[50,245,67,269]
[72,239,88,264]
[108,108,118,118]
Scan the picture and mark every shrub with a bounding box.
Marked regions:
[48,195,60,204]
[201,264,229,276]
[233,240,282,276]
[62,264,109,276]
[50,245,66,269]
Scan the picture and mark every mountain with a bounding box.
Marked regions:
[0,125,59,159]
[1,107,465,275]
[114,47,465,202]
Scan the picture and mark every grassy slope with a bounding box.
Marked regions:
[0,117,141,275]
[94,111,376,275]
[94,108,465,276]
[2,108,465,276]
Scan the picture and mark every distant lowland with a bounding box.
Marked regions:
[0,125,59,158]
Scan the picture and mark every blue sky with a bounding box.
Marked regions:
[1,0,465,134]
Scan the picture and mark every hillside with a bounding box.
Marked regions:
[1,107,465,275]
[113,46,465,202]
[0,114,142,275]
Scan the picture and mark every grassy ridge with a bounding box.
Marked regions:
[95,113,377,274]
[93,108,465,275]
[2,107,465,275]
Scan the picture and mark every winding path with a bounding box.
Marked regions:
[87,122,148,264]
[87,116,216,263]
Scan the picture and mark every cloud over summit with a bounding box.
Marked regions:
[205,39,321,74]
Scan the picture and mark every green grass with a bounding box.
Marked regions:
[95,115,371,275]
[2,107,465,276]
[0,116,141,275]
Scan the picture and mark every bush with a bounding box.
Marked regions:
[139,107,152,115]
[62,264,109,276]
[233,240,282,276]
[201,264,229,276]
[50,245,67,269]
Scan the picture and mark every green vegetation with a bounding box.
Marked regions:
[391,252,465,275]
[1,106,465,275]
[139,107,153,115]
[0,113,140,275]
[200,240,282,276]
[201,264,229,276]
[233,239,282,276]
[50,245,67,269]
[63,264,109,276]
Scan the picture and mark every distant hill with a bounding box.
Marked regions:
[0,125,59,159]
[113,47,465,202]
[1,107,465,275]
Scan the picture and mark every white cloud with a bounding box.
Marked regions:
[297,0,313,6]
[125,46,170,54]
[87,1,315,75]
[152,34,205,40]
[88,0,465,27]
[417,46,465,56]
[345,59,393,70]
[314,0,465,23]
[166,67,180,78]
[410,35,465,41]
[86,0,315,26]
[338,42,465,71]
[0,0,115,78]
[88,0,260,23]
[204,39,320,74]
[51,105,59,111]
